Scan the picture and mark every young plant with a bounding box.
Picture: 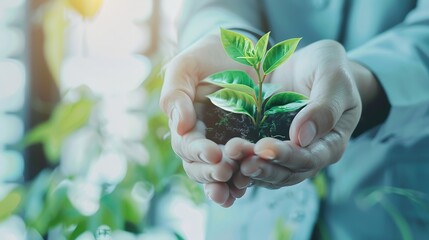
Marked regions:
[203,29,309,138]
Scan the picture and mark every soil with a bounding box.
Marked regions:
[202,102,301,145]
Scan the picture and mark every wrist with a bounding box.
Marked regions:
[348,60,390,135]
[348,60,380,110]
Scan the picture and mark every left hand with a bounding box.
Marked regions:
[225,40,365,189]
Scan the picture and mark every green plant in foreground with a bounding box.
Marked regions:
[203,29,309,129]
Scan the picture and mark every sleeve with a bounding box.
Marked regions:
[348,0,429,108]
[178,0,265,49]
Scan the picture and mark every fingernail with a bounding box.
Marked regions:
[299,121,316,147]
[255,149,275,160]
[250,169,262,178]
[228,151,243,160]
[198,153,210,163]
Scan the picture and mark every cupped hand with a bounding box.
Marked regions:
[226,40,366,189]
[160,33,255,207]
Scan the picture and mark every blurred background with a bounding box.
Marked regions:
[0,0,208,239]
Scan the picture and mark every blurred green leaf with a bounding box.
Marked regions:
[24,171,51,234]
[26,98,95,163]
[23,122,51,147]
[381,200,413,240]
[99,195,125,230]
[174,232,186,240]
[273,218,293,240]
[51,98,94,136]
[121,195,142,225]
[69,220,88,240]
[0,188,23,221]
[43,134,63,163]
[313,172,328,199]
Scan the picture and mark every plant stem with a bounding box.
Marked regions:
[254,66,266,129]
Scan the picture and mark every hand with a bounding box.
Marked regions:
[160,33,254,207]
[226,40,372,189]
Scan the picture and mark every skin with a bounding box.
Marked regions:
[160,33,380,207]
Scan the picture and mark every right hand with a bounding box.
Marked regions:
[160,33,254,207]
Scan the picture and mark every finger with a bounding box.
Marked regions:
[257,122,348,176]
[228,181,246,199]
[160,57,199,135]
[240,156,294,185]
[204,182,230,205]
[170,120,222,164]
[254,138,316,171]
[232,171,252,190]
[221,195,236,208]
[224,137,255,160]
[289,68,358,147]
[182,159,237,183]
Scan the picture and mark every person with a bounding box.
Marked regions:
[160,0,429,239]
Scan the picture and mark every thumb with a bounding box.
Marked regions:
[289,72,351,147]
[160,59,198,136]
[290,101,342,147]
[162,90,197,136]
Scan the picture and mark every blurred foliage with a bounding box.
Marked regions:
[358,186,429,240]
[2,59,205,239]
[42,0,68,83]
[272,217,293,240]
[66,0,104,18]
[0,188,24,222]
[0,1,206,238]
[24,96,94,163]
[312,171,328,200]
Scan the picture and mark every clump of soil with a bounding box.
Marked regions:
[202,102,301,145]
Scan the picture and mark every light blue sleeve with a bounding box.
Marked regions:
[348,0,429,108]
[178,0,265,49]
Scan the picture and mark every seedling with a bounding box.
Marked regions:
[202,29,309,143]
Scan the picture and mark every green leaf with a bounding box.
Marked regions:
[220,28,256,66]
[262,38,301,74]
[313,172,328,199]
[203,70,256,97]
[380,201,413,240]
[23,122,51,147]
[207,89,256,121]
[255,32,270,62]
[51,99,94,136]
[264,92,309,116]
[0,188,23,221]
[36,98,95,163]
[43,134,62,163]
[273,218,293,240]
